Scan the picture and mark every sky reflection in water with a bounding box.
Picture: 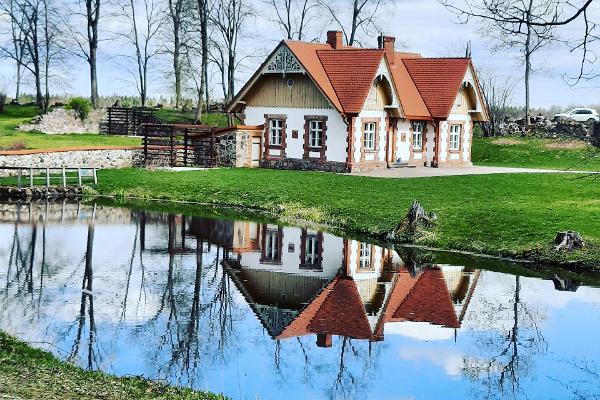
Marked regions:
[0,202,599,400]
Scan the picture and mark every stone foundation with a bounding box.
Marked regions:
[0,186,83,201]
[261,158,349,173]
[0,148,144,177]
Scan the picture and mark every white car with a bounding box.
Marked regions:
[553,108,599,123]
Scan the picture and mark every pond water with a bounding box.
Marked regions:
[0,202,599,400]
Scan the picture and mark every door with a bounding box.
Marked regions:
[251,137,262,167]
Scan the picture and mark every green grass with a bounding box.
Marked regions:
[472,136,600,171]
[0,105,141,150]
[90,168,600,268]
[155,109,232,127]
[0,331,225,399]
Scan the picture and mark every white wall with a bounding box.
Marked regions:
[238,225,344,279]
[446,113,472,163]
[244,106,348,163]
[353,110,387,163]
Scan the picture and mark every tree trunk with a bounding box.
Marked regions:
[90,46,98,108]
[173,18,181,108]
[15,62,21,102]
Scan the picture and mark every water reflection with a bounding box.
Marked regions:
[0,201,599,400]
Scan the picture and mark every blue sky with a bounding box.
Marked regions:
[0,0,597,108]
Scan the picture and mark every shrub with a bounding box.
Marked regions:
[65,97,92,121]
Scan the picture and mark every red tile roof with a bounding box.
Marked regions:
[402,58,471,119]
[392,268,460,329]
[317,49,385,114]
[230,39,483,122]
[308,278,373,339]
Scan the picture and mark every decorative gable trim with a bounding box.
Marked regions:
[264,46,305,74]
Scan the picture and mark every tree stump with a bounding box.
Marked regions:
[552,275,581,292]
[553,231,585,251]
[387,201,437,243]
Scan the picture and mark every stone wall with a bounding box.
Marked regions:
[261,158,349,173]
[0,201,132,224]
[0,148,144,177]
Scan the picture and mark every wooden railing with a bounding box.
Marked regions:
[100,107,161,136]
[141,123,217,167]
[1,166,98,188]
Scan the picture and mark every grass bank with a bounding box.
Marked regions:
[472,135,600,171]
[91,168,600,269]
[0,332,224,399]
[0,105,140,150]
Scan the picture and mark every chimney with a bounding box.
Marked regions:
[316,333,332,348]
[327,31,343,49]
[378,35,396,65]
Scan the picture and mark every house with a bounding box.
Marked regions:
[226,31,489,173]
[221,220,480,345]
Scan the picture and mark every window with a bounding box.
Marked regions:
[264,228,281,262]
[449,125,461,150]
[364,122,376,150]
[305,234,320,265]
[359,243,372,270]
[309,120,323,148]
[269,119,284,146]
[412,122,423,150]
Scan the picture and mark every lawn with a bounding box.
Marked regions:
[92,168,600,268]
[0,105,140,150]
[472,136,600,171]
[155,108,232,127]
[0,332,224,399]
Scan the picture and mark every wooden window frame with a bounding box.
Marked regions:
[260,224,284,264]
[299,229,323,270]
[363,121,377,152]
[357,242,375,272]
[303,115,328,161]
[264,114,287,159]
[411,121,424,152]
[449,123,462,152]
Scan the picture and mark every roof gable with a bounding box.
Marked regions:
[317,49,385,114]
[389,54,431,120]
[402,58,471,119]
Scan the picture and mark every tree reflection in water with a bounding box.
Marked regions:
[1,202,600,400]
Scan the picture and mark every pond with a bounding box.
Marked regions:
[0,202,599,400]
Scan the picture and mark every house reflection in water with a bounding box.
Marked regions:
[187,219,480,348]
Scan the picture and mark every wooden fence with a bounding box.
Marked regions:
[141,124,217,167]
[100,107,161,135]
[1,166,98,187]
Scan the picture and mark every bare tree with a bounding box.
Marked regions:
[319,0,385,46]
[196,0,209,121]
[440,0,598,127]
[265,0,319,40]
[479,68,517,136]
[166,0,193,108]
[64,0,101,108]
[120,0,166,106]
[210,0,253,122]
[0,0,28,102]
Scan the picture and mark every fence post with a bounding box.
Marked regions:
[93,168,98,185]
[29,168,33,188]
[77,168,82,186]
[210,129,215,167]
[170,125,175,167]
[62,167,66,187]
[184,128,189,167]
[143,125,148,165]
[108,108,112,135]
[46,168,50,188]
[17,169,22,188]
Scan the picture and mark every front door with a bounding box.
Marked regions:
[251,137,262,167]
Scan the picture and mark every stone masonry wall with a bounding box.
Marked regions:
[0,148,144,177]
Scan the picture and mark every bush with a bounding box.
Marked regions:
[65,97,92,121]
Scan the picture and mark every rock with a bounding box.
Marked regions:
[554,231,585,251]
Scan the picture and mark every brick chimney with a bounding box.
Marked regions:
[316,333,332,348]
[327,31,343,49]
[378,35,396,65]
